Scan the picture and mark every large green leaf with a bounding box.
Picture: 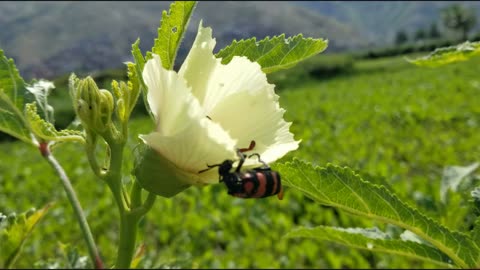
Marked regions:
[0,91,31,144]
[0,204,51,268]
[0,49,25,110]
[215,34,328,73]
[275,159,480,268]
[285,226,453,268]
[407,41,480,67]
[151,1,197,70]
[0,50,31,144]
[25,103,85,144]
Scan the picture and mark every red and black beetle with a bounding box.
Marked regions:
[199,141,284,200]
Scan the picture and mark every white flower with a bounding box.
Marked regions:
[139,22,299,187]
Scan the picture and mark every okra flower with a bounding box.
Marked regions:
[136,23,299,197]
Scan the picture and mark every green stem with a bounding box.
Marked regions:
[115,212,140,268]
[103,142,139,269]
[130,180,143,209]
[39,142,103,269]
[131,192,157,217]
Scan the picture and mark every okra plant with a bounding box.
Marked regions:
[1,1,480,269]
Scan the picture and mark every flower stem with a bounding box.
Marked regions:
[115,212,140,268]
[104,142,139,269]
[39,142,103,269]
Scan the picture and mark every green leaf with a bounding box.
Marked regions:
[0,50,31,144]
[407,41,480,67]
[151,1,197,70]
[0,49,26,110]
[471,216,480,245]
[131,40,153,119]
[215,34,328,73]
[275,159,480,268]
[286,226,453,267]
[0,204,51,268]
[25,102,85,144]
[441,162,479,203]
[0,90,31,144]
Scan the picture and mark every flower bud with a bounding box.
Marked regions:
[99,89,114,127]
[75,77,101,129]
[74,77,114,134]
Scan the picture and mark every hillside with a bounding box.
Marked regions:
[0,1,365,80]
[292,1,480,45]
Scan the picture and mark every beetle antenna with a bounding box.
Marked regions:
[198,163,221,173]
[238,140,256,153]
[248,153,269,168]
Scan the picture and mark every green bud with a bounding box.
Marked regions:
[99,89,114,127]
[74,76,115,134]
[116,99,126,123]
[111,80,122,100]
[75,77,102,130]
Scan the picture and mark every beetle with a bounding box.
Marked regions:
[198,140,284,200]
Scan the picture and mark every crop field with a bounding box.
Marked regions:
[1,52,480,268]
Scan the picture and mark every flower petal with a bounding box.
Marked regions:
[205,57,299,166]
[178,21,218,106]
[179,22,298,167]
[141,54,238,184]
[143,54,196,135]
[140,116,237,184]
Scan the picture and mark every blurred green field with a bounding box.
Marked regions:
[1,52,480,268]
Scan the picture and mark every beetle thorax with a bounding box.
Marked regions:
[218,160,234,175]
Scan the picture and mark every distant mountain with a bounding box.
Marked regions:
[3,1,479,81]
[291,1,480,45]
[0,1,366,80]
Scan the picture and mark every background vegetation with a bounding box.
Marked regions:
[2,49,480,268]
[2,1,480,269]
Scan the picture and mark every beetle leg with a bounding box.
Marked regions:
[277,186,284,200]
[248,153,269,168]
[198,163,221,173]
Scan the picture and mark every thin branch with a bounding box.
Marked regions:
[39,142,104,269]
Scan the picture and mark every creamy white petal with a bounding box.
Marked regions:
[179,23,271,114]
[207,75,299,167]
[140,117,237,184]
[144,54,206,136]
[178,21,218,105]
[200,56,272,114]
[141,54,238,184]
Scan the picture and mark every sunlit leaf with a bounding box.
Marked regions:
[216,34,328,73]
[286,226,453,267]
[0,90,31,144]
[25,102,85,144]
[0,49,26,110]
[151,1,197,70]
[132,40,153,119]
[407,41,480,67]
[0,204,52,268]
[275,159,480,268]
[0,50,32,144]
